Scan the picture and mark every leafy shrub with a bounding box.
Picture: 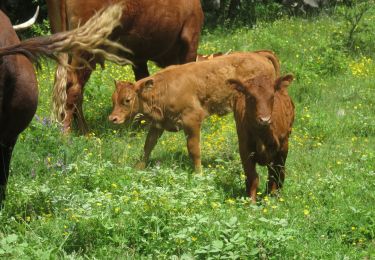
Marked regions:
[332,1,375,56]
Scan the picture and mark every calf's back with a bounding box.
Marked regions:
[135,52,280,118]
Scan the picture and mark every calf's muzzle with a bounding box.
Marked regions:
[109,114,122,124]
[257,115,272,126]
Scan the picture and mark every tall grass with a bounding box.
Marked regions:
[0,7,374,259]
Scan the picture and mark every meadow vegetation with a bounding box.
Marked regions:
[0,5,374,259]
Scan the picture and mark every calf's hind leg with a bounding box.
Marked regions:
[184,125,202,173]
[182,111,204,173]
[135,126,164,170]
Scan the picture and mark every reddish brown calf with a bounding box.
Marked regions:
[228,74,295,203]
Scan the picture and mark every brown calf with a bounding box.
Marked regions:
[109,51,280,172]
[228,74,295,203]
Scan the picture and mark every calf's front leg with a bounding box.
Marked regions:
[266,152,287,194]
[238,138,259,203]
[135,126,164,169]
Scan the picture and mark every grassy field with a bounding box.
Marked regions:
[1,7,374,259]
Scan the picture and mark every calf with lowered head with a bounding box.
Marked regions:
[227,74,295,203]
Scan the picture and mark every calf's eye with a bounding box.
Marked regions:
[122,98,131,105]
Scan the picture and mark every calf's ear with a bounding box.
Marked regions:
[283,74,294,83]
[114,80,127,90]
[141,79,154,92]
[114,79,119,89]
[275,74,294,91]
[226,79,247,94]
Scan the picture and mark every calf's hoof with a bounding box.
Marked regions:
[194,166,202,174]
[135,161,146,170]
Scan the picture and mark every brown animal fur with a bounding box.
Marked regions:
[228,74,295,203]
[109,51,280,172]
[47,0,204,134]
[0,4,128,204]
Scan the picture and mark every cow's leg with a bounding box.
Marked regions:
[64,58,94,134]
[73,82,89,134]
[135,126,164,170]
[64,79,80,133]
[65,80,89,134]
[132,61,149,81]
[179,19,201,63]
[0,140,16,205]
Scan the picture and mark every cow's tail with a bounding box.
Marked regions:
[0,3,130,121]
[50,2,131,122]
[51,0,67,123]
[52,53,68,122]
[0,3,130,64]
[254,50,281,78]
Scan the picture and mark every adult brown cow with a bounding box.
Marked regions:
[47,0,204,133]
[227,74,295,203]
[108,51,280,173]
[0,4,128,204]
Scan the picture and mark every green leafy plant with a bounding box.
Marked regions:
[0,4,374,258]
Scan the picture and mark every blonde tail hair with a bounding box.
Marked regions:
[51,2,132,122]
[52,53,68,122]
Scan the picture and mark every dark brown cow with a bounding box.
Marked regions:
[0,4,128,204]
[47,0,204,134]
[108,51,280,173]
[228,74,295,203]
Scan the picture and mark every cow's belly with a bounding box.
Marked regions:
[118,31,179,62]
[66,0,191,63]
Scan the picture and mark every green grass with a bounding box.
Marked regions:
[1,8,375,259]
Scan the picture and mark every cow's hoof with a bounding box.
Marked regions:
[135,161,146,170]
